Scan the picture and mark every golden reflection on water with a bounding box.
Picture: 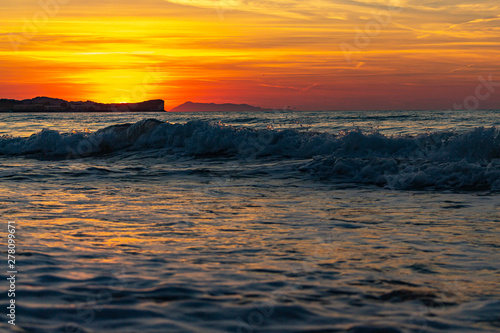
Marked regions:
[1,180,499,302]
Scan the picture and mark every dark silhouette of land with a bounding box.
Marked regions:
[0,97,165,112]
[169,101,273,112]
[0,97,281,113]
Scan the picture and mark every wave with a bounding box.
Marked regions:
[1,119,499,191]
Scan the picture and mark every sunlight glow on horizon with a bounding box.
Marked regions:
[0,0,499,110]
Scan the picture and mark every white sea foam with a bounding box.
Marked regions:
[1,119,499,190]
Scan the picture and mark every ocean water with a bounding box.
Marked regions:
[0,110,499,333]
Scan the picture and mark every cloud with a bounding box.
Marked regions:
[1,0,499,109]
[163,0,499,21]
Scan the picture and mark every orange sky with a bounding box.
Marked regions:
[1,0,499,110]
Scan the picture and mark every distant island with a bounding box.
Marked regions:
[170,101,273,112]
[0,98,284,113]
[0,97,165,112]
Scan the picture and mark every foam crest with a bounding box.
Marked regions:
[1,119,498,190]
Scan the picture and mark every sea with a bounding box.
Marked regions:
[0,110,499,333]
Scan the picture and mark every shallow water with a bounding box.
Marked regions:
[0,111,499,332]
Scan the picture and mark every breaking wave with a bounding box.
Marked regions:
[1,119,499,191]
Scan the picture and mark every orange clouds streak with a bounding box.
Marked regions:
[0,0,499,110]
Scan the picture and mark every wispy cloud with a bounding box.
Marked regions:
[0,0,498,110]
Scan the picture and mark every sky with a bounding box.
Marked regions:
[0,0,499,110]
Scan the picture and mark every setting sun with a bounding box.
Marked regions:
[1,0,499,110]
